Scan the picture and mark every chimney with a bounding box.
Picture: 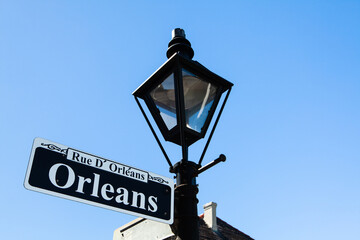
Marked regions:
[203,202,218,231]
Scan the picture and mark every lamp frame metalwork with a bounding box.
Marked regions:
[133,52,232,162]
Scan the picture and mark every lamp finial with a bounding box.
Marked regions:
[167,28,194,59]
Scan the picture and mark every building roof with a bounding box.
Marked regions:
[163,215,253,240]
[113,202,254,240]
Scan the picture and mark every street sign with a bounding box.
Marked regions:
[24,138,174,224]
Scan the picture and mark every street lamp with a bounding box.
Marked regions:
[133,28,233,240]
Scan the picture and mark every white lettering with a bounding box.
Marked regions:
[91,173,100,197]
[76,176,91,194]
[46,162,165,215]
[101,183,114,200]
[48,163,75,189]
[131,191,146,210]
[115,187,129,205]
[148,196,158,212]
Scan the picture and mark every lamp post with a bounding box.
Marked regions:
[133,28,233,240]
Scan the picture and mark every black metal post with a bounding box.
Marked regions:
[167,28,200,240]
[171,160,199,240]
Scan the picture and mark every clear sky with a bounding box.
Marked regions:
[1,1,359,239]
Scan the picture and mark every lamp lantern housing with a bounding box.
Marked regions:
[133,30,233,147]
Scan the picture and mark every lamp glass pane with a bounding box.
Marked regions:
[150,73,177,130]
[182,69,218,133]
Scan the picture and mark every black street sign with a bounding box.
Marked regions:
[24,138,174,224]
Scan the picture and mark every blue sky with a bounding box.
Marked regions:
[1,1,359,239]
